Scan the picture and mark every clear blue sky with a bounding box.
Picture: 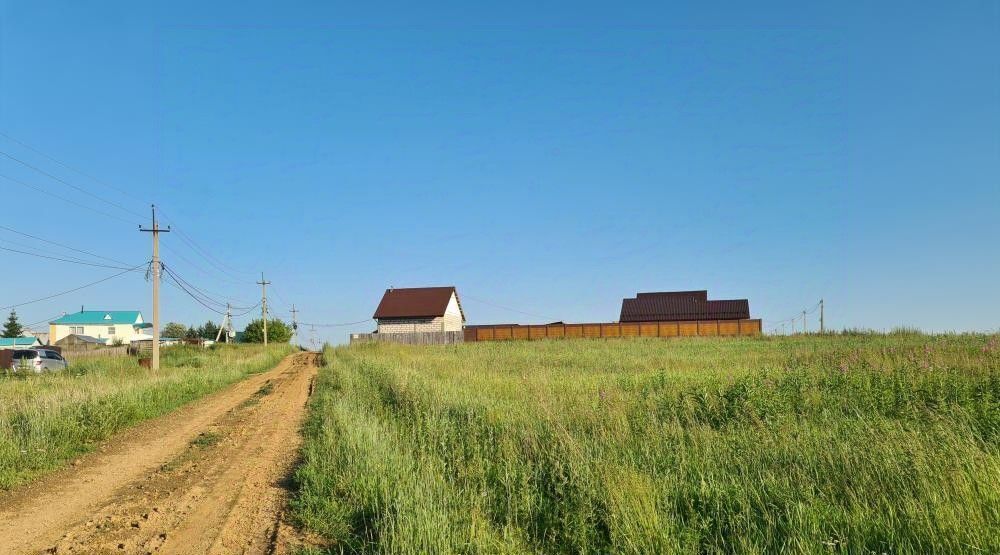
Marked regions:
[1,1,998,343]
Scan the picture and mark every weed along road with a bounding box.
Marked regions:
[0,352,320,555]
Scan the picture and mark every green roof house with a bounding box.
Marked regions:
[0,337,42,349]
[50,310,146,346]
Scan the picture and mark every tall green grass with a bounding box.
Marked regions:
[0,344,293,489]
[293,334,1000,554]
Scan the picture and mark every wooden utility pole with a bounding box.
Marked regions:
[257,273,270,345]
[140,205,169,370]
[819,299,825,334]
[802,310,807,334]
[290,304,299,345]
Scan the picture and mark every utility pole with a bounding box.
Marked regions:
[290,304,299,346]
[257,273,270,345]
[819,299,825,334]
[802,310,807,334]
[140,205,169,370]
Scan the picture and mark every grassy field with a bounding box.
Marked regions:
[0,343,293,489]
[292,334,999,554]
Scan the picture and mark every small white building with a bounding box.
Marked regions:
[373,286,465,334]
[49,311,150,345]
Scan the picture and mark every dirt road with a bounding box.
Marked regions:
[0,351,320,555]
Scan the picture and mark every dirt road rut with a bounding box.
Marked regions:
[0,351,320,555]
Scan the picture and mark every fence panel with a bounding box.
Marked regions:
[697,321,719,336]
[659,322,679,337]
[678,322,699,336]
[621,323,640,337]
[529,326,547,339]
[719,321,740,336]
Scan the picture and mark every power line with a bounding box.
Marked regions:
[0,172,141,225]
[0,133,272,308]
[157,207,254,281]
[231,303,263,318]
[23,312,64,329]
[0,237,124,267]
[0,224,132,266]
[161,264,256,314]
[765,300,823,333]
[0,133,274,316]
[0,264,145,311]
[298,318,372,328]
[161,264,256,310]
[159,241,249,287]
[461,294,557,321]
[0,130,146,204]
[161,265,228,315]
[0,148,146,220]
[0,245,138,270]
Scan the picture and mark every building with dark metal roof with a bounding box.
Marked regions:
[373,286,466,333]
[619,290,750,322]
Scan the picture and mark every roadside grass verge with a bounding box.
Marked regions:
[0,344,294,489]
[292,334,1000,554]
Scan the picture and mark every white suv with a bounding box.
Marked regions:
[10,349,68,372]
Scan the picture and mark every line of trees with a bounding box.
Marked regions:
[162,321,222,340]
[162,318,292,343]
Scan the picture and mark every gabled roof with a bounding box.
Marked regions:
[373,286,464,320]
[61,334,108,344]
[51,311,143,325]
[0,337,41,347]
[620,290,750,322]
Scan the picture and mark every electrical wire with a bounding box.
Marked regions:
[0,134,270,313]
[161,266,228,315]
[0,149,146,220]
[298,319,373,328]
[0,245,139,270]
[0,172,141,225]
[0,238,125,267]
[157,207,255,281]
[232,303,263,318]
[161,265,259,320]
[0,130,147,204]
[0,224,133,266]
[0,264,145,311]
[23,312,64,329]
[160,249,254,304]
[461,294,557,321]
[160,261,255,309]
[159,242,248,287]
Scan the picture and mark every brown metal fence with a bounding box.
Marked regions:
[464,319,762,342]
